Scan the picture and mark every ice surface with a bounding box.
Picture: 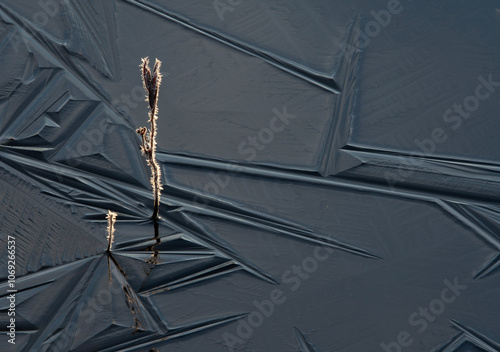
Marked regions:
[0,0,499,351]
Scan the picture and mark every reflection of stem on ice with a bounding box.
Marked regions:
[144,220,161,279]
[122,285,144,331]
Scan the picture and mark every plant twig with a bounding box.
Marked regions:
[106,210,117,252]
[136,57,163,221]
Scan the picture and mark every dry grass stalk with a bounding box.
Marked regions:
[136,57,163,221]
[106,210,117,252]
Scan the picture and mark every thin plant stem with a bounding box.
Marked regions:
[106,210,117,252]
[136,57,163,222]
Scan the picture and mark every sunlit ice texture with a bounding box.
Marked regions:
[0,1,500,351]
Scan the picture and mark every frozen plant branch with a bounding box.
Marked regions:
[136,57,163,221]
[106,210,117,252]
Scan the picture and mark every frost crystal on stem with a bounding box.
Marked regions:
[136,57,163,221]
[106,210,117,252]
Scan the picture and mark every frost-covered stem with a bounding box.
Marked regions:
[106,210,117,252]
[137,57,163,221]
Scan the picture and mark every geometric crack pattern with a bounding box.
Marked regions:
[1,0,500,351]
